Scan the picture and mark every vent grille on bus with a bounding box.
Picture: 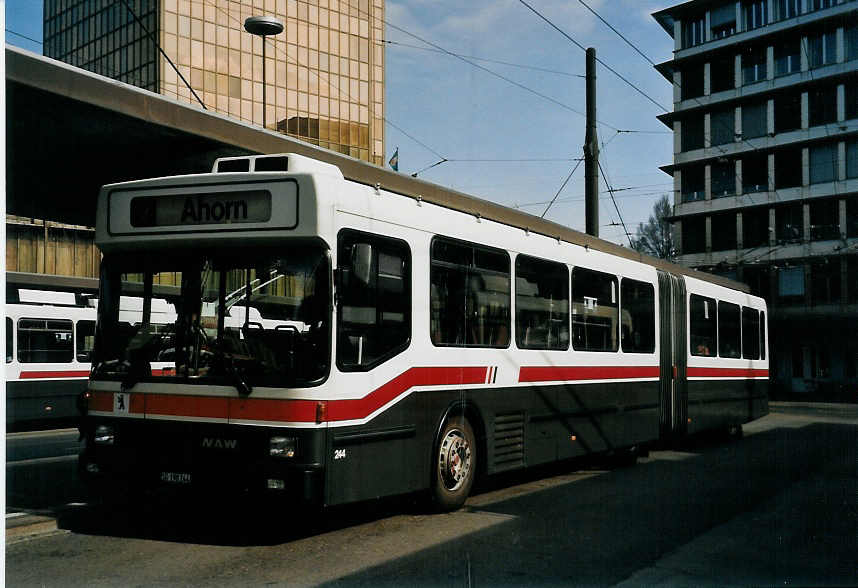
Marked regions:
[493,412,525,470]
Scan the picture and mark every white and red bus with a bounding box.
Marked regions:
[80,153,768,510]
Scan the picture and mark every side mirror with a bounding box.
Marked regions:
[351,243,373,286]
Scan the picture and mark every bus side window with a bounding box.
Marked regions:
[689,294,717,357]
[430,237,510,348]
[620,278,655,353]
[718,301,741,359]
[337,230,411,370]
[17,318,74,363]
[571,267,619,352]
[742,307,760,360]
[76,320,96,363]
[6,317,12,363]
[515,255,569,351]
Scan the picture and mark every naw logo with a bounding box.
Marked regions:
[201,437,239,450]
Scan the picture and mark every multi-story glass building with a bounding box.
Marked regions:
[43,0,385,165]
[653,0,858,400]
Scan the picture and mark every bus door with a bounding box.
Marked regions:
[657,271,687,438]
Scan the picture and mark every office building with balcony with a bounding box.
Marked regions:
[653,0,858,399]
[43,0,385,165]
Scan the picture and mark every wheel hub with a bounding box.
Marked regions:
[439,428,472,491]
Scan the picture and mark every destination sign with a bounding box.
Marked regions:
[129,190,272,227]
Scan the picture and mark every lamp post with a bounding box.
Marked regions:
[244,15,284,129]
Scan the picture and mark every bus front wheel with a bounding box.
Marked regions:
[432,416,476,511]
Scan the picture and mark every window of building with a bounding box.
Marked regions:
[848,140,858,178]
[711,108,736,146]
[791,345,804,377]
[848,256,858,302]
[808,84,838,127]
[810,258,841,305]
[682,216,707,254]
[683,15,706,49]
[778,266,805,300]
[682,165,706,202]
[744,265,771,298]
[776,202,804,242]
[774,39,801,76]
[620,279,655,354]
[743,1,768,30]
[6,317,12,363]
[711,3,737,40]
[682,117,705,151]
[742,307,761,360]
[571,267,618,352]
[690,294,717,357]
[808,28,837,69]
[718,301,741,358]
[515,255,569,350]
[848,195,858,238]
[847,24,858,62]
[742,101,768,139]
[338,230,411,369]
[711,159,736,197]
[710,55,736,93]
[742,46,767,85]
[742,152,769,194]
[681,63,705,100]
[775,148,803,188]
[809,143,838,184]
[810,198,840,240]
[712,212,738,251]
[774,92,802,133]
[681,216,706,253]
[845,81,858,120]
[808,0,835,11]
[17,318,73,363]
[76,320,95,363]
[773,0,799,21]
[430,237,509,348]
[743,206,771,248]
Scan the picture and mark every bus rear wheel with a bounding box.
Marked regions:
[432,416,476,511]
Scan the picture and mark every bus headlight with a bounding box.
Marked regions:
[94,424,115,445]
[270,436,297,458]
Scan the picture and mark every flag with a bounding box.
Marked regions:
[389,148,399,171]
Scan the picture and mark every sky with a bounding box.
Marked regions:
[5,0,679,246]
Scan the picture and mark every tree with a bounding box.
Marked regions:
[630,195,675,260]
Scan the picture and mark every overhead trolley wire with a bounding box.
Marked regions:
[383,19,617,130]
[516,0,670,113]
[541,159,584,218]
[380,39,586,78]
[577,0,658,68]
[575,0,788,208]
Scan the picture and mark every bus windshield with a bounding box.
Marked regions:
[91,244,330,390]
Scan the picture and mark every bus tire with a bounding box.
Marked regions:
[432,416,476,511]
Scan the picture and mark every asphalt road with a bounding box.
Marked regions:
[6,407,858,586]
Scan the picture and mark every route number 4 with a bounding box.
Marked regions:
[334,449,347,460]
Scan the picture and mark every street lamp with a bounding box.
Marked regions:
[244,15,284,130]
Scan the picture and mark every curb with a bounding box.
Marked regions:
[5,513,62,544]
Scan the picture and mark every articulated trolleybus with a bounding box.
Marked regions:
[80,153,768,510]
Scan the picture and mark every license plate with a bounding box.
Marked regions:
[160,471,192,485]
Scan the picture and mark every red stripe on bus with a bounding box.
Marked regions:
[87,366,489,423]
[19,370,90,379]
[687,367,769,379]
[518,365,660,383]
